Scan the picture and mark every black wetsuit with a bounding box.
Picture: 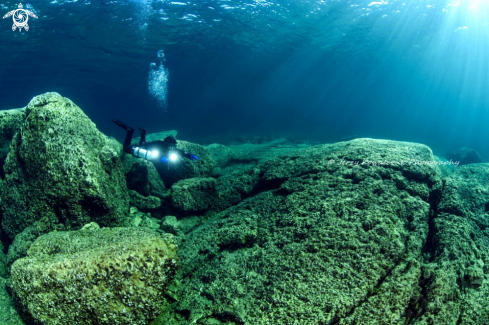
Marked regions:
[113,119,192,163]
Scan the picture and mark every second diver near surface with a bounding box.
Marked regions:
[111,118,198,165]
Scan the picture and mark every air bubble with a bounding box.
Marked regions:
[148,63,169,112]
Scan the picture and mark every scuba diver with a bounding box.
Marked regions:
[111,119,198,164]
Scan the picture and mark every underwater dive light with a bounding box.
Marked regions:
[169,152,178,162]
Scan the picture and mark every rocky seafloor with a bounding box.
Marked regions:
[0,93,488,324]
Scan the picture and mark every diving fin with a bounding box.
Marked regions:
[138,127,147,146]
[111,119,134,132]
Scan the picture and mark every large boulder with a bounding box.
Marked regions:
[160,138,444,324]
[1,93,130,239]
[11,226,178,325]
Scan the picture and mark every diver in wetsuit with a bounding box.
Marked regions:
[111,119,198,164]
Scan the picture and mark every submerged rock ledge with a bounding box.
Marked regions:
[162,139,444,324]
[0,93,488,325]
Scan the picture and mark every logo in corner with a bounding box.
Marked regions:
[3,3,38,32]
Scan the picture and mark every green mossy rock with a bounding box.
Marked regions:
[227,138,313,165]
[122,155,168,198]
[11,227,178,325]
[214,166,263,211]
[160,138,443,324]
[0,107,26,176]
[7,225,40,267]
[416,164,489,324]
[0,277,25,325]
[0,241,7,278]
[206,143,235,168]
[1,93,130,239]
[128,190,162,211]
[171,177,218,212]
[7,222,74,267]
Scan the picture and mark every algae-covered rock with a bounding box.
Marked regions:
[227,138,312,164]
[129,189,162,211]
[171,177,218,212]
[0,277,25,325]
[161,216,185,238]
[206,143,235,168]
[416,164,489,324]
[1,93,129,238]
[11,227,178,325]
[214,166,263,210]
[7,225,41,267]
[0,241,7,278]
[0,107,26,175]
[160,138,443,324]
[122,155,168,198]
[139,215,161,230]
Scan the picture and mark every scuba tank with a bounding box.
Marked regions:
[133,147,159,160]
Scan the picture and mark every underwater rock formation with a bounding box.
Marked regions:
[0,241,7,278]
[227,138,312,164]
[11,227,178,325]
[171,177,218,212]
[420,164,489,324]
[6,226,40,268]
[3,96,489,325]
[121,153,169,218]
[128,190,162,211]
[213,166,263,211]
[122,156,168,198]
[206,143,235,168]
[0,107,26,178]
[161,138,444,324]
[0,277,24,325]
[1,93,129,239]
[446,147,483,166]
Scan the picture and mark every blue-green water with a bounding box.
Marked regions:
[1,0,489,158]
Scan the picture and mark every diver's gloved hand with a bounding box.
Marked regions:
[161,156,168,163]
[190,155,199,161]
